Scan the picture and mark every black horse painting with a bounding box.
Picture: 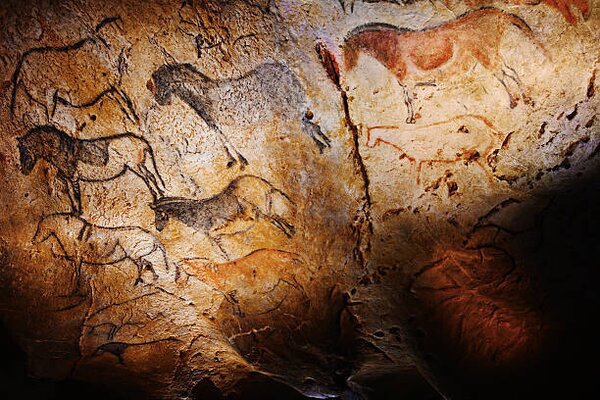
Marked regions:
[150,175,295,260]
[149,61,331,168]
[33,212,174,289]
[10,16,138,125]
[17,125,165,213]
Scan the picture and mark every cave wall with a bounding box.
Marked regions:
[0,1,599,398]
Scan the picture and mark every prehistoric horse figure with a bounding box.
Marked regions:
[149,62,331,168]
[365,114,505,184]
[343,7,548,123]
[10,16,138,124]
[340,1,590,25]
[17,125,165,213]
[150,175,295,260]
[449,0,590,25]
[33,213,174,289]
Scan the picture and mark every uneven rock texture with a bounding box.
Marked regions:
[0,0,599,399]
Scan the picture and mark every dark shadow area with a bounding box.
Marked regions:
[406,167,600,399]
[0,320,124,400]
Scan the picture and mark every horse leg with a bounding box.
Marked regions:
[301,115,331,153]
[72,258,82,294]
[132,258,155,286]
[72,179,82,215]
[109,87,139,124]
[142,149,166,196]
[129,166,158,201]
[214,127,249,169]
[64,178,82,215]
[258,209,296,238]
[207,233,230,261]
[43,89,59,123]
[397,81,416,124]
[139,163,162,199]
[494,70,521,109]
[502,62,534,106]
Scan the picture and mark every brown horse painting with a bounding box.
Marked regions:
[343,7,548,123]
[454,0,591,25]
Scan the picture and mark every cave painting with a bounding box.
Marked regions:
[181,249,307,319]
[343,8,547,123]
[33,213,174,290]
[17,125,165,213]
[452,0,590,25]
[151,175,296,260]
[10,17,137,125]
[365,114,505,184]
[340,0,590,26]
[150,61,331,167]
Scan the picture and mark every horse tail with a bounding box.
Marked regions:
[143,144,166,194]
[503,11,551,60]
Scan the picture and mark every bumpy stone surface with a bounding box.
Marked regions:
[0,1,599,398]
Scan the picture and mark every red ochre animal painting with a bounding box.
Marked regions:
[453,0,591,25]
[343,8,548,124]
[365,114,505,184]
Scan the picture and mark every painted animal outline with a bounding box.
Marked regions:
[32,213,174,289]
[365,114,505,184]
[17,125,165,213]
[340,0,590,25]
[447,0,591,25]
[150,175,295,260]
[343,7,548,124]
[149,62,331,168]
[10,16,138,124]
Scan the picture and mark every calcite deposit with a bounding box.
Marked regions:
[1,0,598,398]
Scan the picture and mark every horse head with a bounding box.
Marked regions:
[32,219,49,244]
[150,65,176,106]
[149,199,173,231]
[150,64,212,106]
[31,214,66,244]
[17,136,36,175]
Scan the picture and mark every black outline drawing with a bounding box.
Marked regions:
[10,16,138,124]
[17,125,166,213]
[339,0,418,13]
[150,175,295,260]
[32,212,174,290]
[90,337,181,365]
[150,62,330,168]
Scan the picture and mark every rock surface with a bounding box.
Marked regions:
[0,0,599,398]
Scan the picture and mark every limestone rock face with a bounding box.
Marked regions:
[0,1,598,398]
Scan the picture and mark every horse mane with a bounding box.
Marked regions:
[154,63,213,83]
[344,6,509,42]
[152,196,194,209]
[18,125,73,148]
[344,22,409,42]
